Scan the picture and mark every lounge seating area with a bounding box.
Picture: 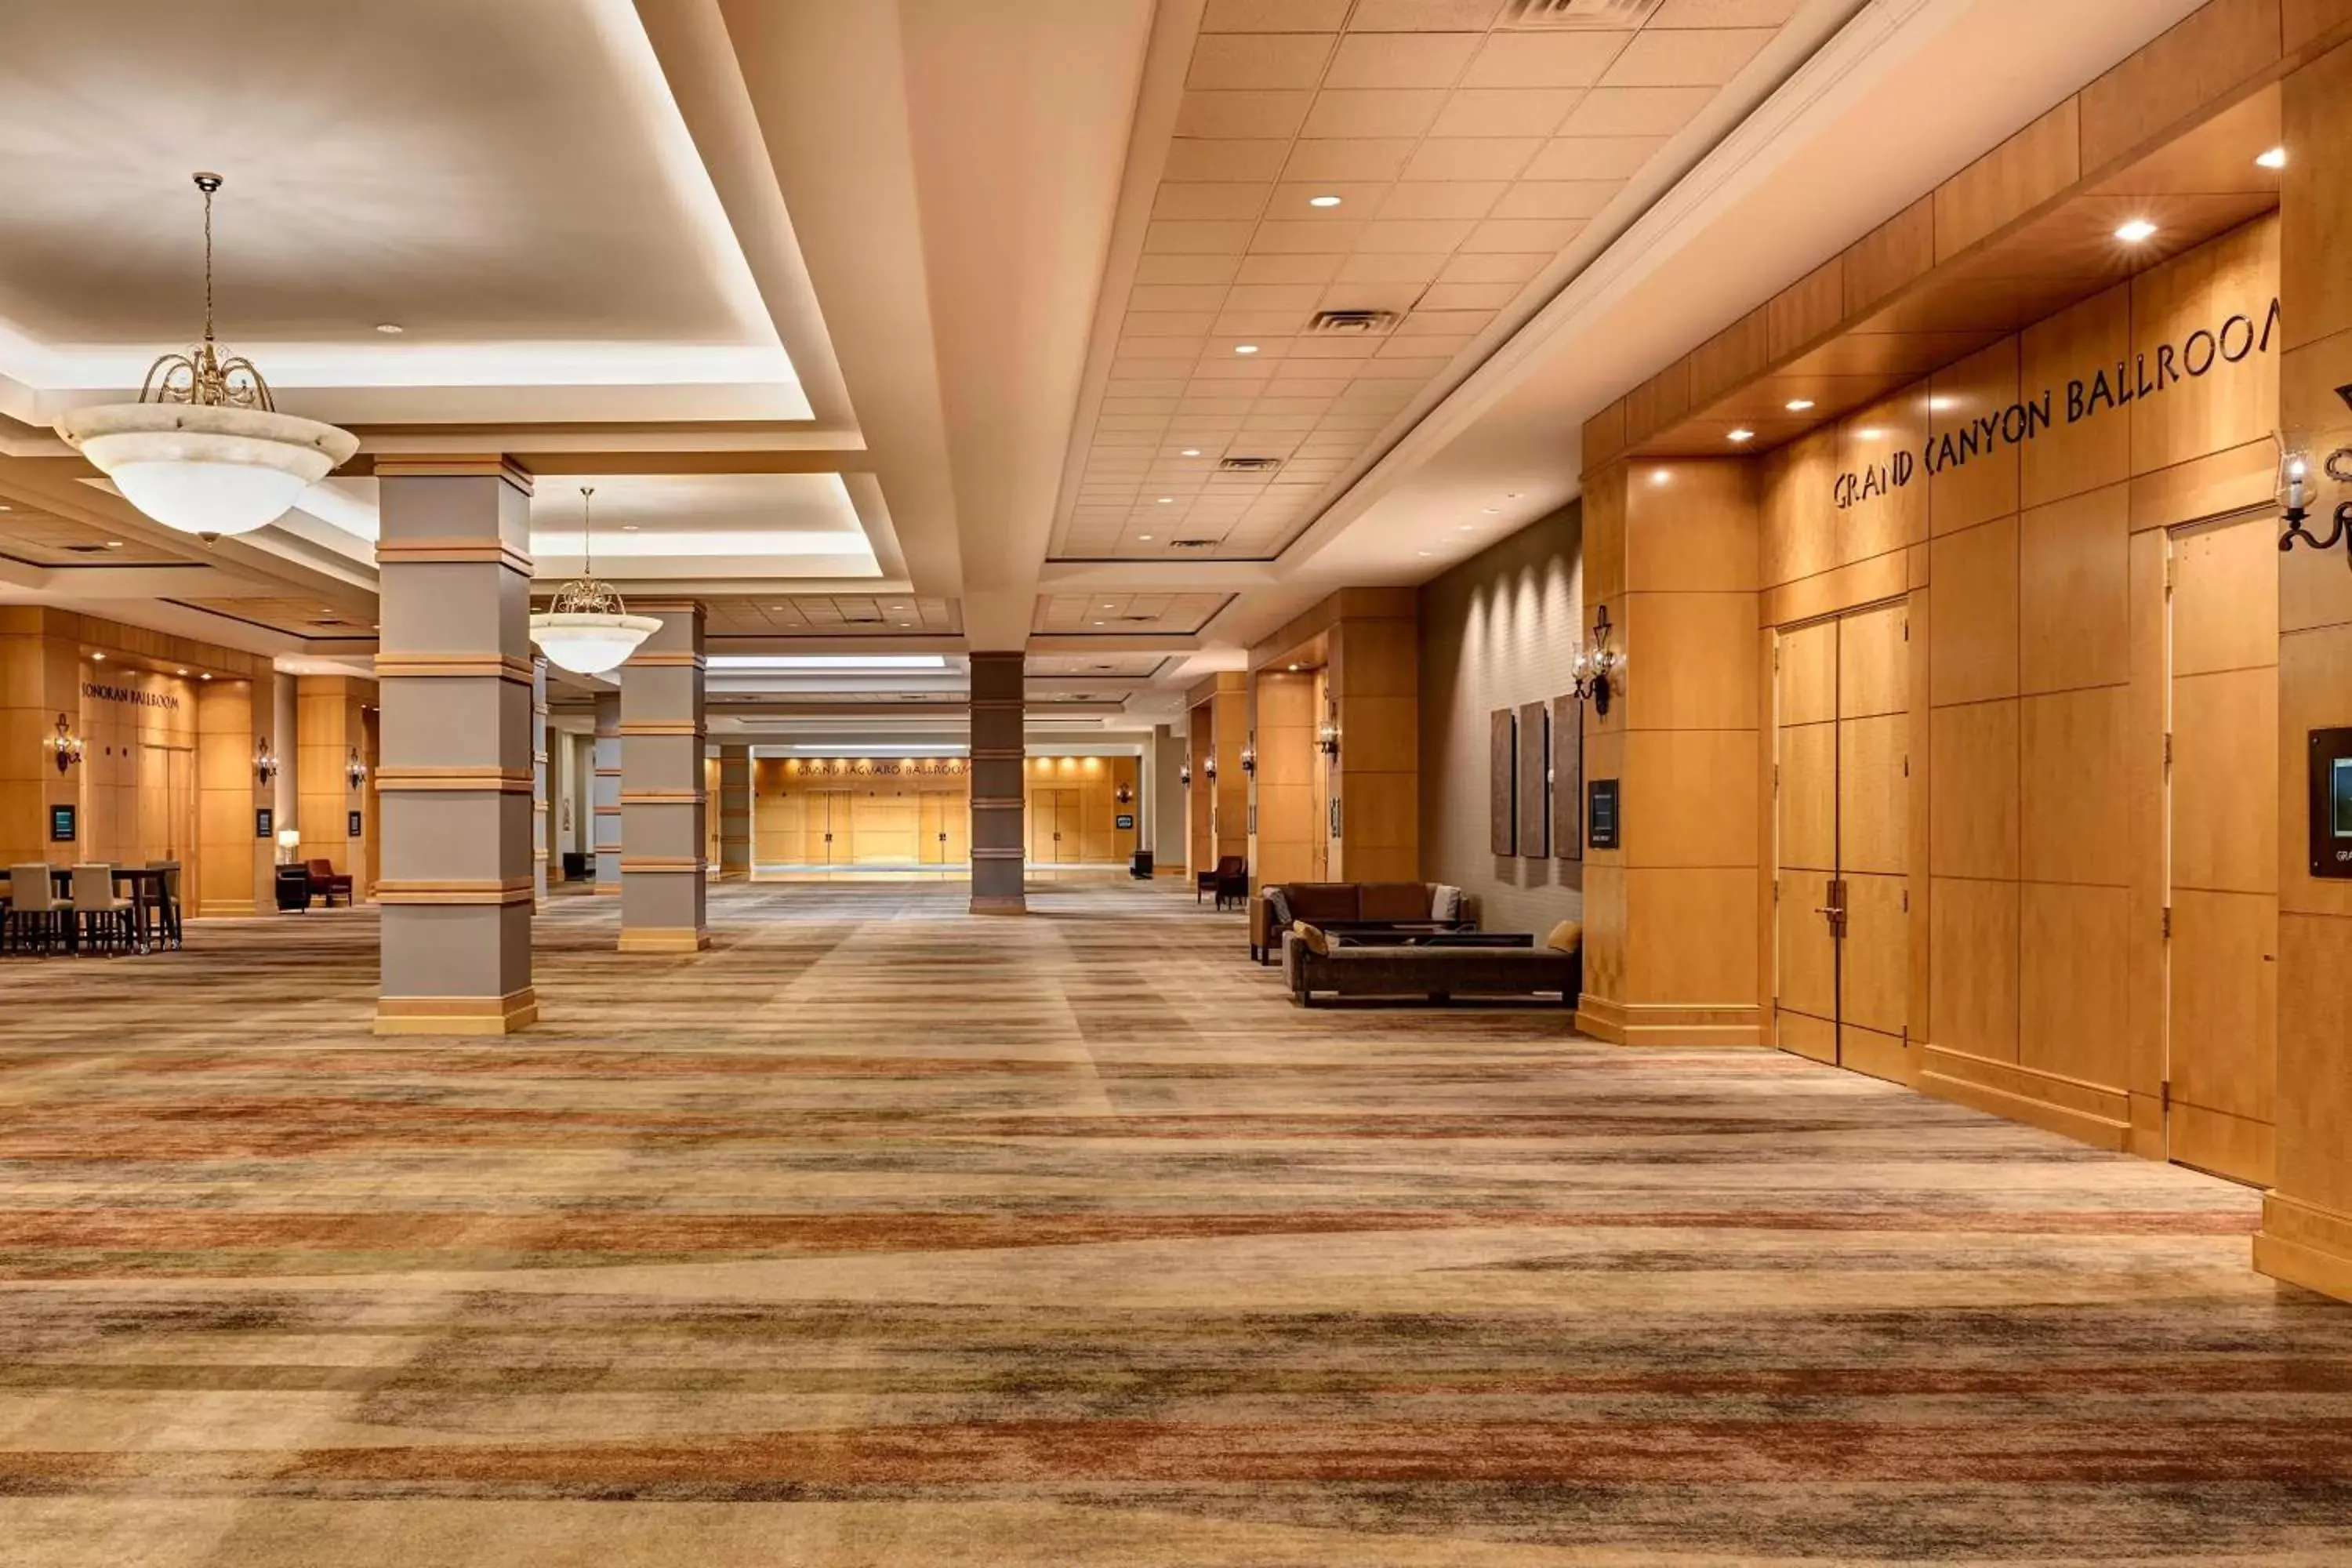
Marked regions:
[1249,880,1467,963]
[1283,919,1583,1007]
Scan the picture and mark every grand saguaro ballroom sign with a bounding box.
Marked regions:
[1831,297,2280,510]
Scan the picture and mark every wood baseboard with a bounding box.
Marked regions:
[1576,993,1762,1047]
[1918,1045,2130,1151]
[969,895,1027,914]
[374,988,538,1036]
[617,927,711,953]
[2256,1192,2352,1305]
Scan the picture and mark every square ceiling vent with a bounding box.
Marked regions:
[1501,0,1665,27]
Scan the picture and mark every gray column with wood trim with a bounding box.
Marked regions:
[532,656,550,909]
[619,600,708,951]
[718,743,752,880]
[968,652,1025,914]
[372,456,537,1036]
[592,692,621,893]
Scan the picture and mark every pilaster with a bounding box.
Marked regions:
[593,692,622,894]
[718,743,753,880]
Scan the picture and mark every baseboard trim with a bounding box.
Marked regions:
[969,895,1027,915]
[1576,993,1762,1047]
[374,988,538,1036]
[2256,1192,2352,1305]
[617,927,711,953]
[1918,1048,2129,1152]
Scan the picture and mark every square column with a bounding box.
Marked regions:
[592,693,621,893]
[372,456,537,1036]
[532,657,550,909]
[619,600,708,952]
[969,652,1025,913]
[717,744,753,880]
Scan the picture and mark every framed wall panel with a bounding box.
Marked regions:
[1518,700,1549,857]
[1552,694,1584,860]
[1490,708,1516,856]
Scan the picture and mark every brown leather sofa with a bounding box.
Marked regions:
[1250,880,1464,962]
[1283,928,1580,1007]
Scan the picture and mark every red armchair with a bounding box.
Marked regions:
[306,858,355,907]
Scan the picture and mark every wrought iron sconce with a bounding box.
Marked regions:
[2278,444,2352,568]
[1317,720,1340,757]
[1240,736,1256,775]
[46,714,82,775]
[1204,755,1218,782]
[1114,781,1134,805]
[1179,760,1192,787]
[253,737,278,787]
[345,747,368,790]
[1570,604,1621,717]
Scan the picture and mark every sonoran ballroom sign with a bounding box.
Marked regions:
[1831,297,2281,510]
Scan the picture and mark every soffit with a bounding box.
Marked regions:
[1025,652,1171,677]
[1052,0,1812,563]
[0,500,190,568]
[168,597,376,639]
[1624,82,2284,456]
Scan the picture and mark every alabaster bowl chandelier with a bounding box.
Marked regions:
[530,486,662,675]
[54,173,357,541]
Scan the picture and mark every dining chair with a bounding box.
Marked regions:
[144,861,184,949]
[6,864,67,956]
[70,864,136,956]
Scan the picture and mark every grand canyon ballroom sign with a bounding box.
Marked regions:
[1830,296,2280,510]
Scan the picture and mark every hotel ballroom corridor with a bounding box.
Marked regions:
[0,880,2344,1566]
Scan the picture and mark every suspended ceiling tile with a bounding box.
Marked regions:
[1188,31,1337,90]
[1599,27,1773,87]
[1461,31,1635,89]
[1324,31,1483,88]
[1400,136,1544,181]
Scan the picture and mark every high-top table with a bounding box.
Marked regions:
[0,866,173,953]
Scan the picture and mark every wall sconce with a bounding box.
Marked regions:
[254,737,278,787]
[1205,755,1218,782]
[2278,440,2352,567]
[1570,604,1621,717]
[46,714,82,775]
[1240,737,1257,775]
[1179,760,1192,787]
[1114,781,1134,805]
[345,747,368,790]
[1316,720,1340,757]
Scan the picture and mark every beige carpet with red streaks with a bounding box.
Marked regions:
[0,878,2345,1565]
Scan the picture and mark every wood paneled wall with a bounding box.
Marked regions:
[1327,604,1419,884]
[1575,459,1763,1047]
[2258,34,2352,1305]
[1748,216,2282,1152]
[296,676,379,899]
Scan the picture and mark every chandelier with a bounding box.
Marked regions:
[529,486,661,675]
[53,173,357,541]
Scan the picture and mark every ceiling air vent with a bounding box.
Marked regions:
[1218,455,1281,472]
[1501,0,1664,27]
[1306,308,1398,336]
[1169,538,1221,550]
[61,543,110,554]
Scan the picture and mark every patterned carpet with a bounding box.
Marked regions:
[0,878,2345,1565]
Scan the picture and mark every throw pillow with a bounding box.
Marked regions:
[1293,921,1331,956]
[1543,919,1583,955]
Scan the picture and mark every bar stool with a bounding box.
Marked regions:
[143,861,183,949]
[5,865,67,956]
[70,864,136,956]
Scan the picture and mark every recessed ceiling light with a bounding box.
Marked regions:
[1483,507,1499,514]
[2257,146,2286,169]
[620,524,640,532]
[2115,217,2158,243]
[175,667,188,676]
[1138,533,1152,540]
[91,652,103,662]
[1308,194,1342,208]
[1093,619,1106,626]
[0,504,11,512]
[1156,496,1174,504]
[1728,429,1755,443]
[1234,343,1259,355]
[374,322,404,334]
[1417,550,1432,557]
[199,673,212,681]
[1458,524,1475,532]
[1786,399,1815,412]
[105,539,124,548]
[1928,395,1955,412]
[1180,447,1202,456]
[1857,427,1882,441]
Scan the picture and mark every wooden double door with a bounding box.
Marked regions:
[1031,789,1083,864]
[801,790,853,864]
[918,792,967,866]
[1775,601,1911,1083]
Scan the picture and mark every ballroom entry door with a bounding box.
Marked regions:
[1773,601,1912,1083]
